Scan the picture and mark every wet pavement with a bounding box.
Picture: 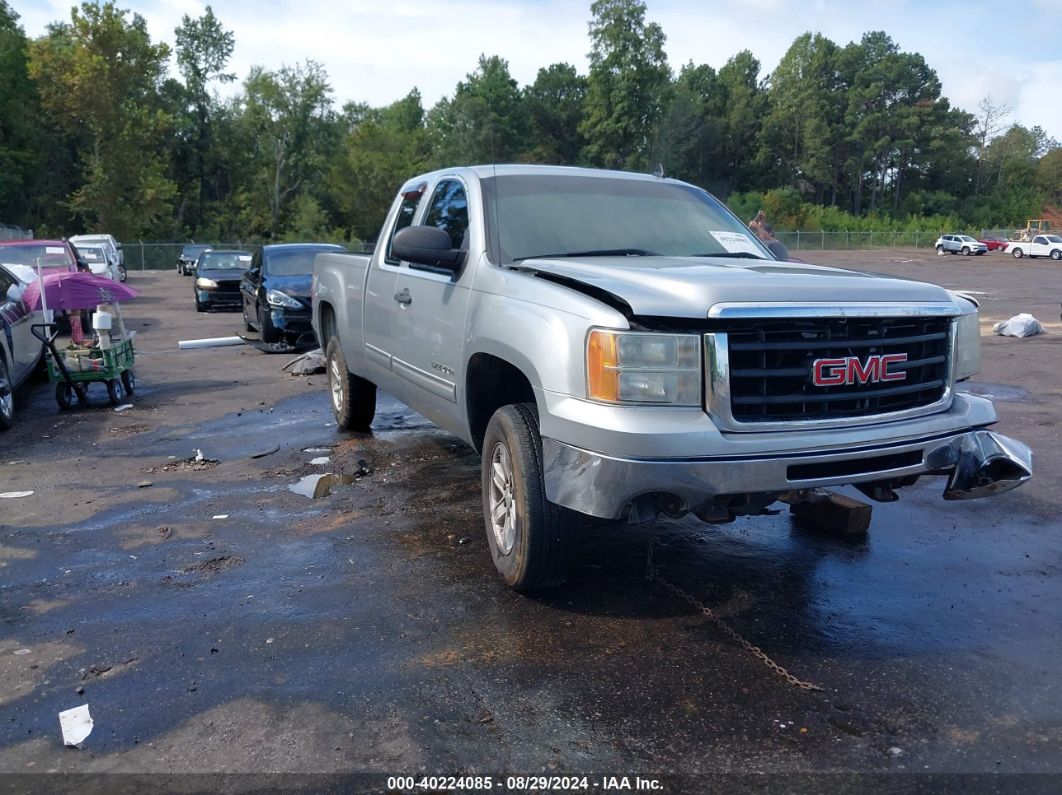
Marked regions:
[1,254,1061,789]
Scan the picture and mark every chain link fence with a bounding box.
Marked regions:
[772,230,956,250]
[0,223,33,241]
[119,241,260,270]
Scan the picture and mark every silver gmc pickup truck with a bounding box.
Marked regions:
[312,165,1032,591]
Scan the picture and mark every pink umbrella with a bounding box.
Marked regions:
[21,271,138,312]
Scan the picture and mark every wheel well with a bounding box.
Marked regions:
[466,354,535,453]
[318,301,336,342]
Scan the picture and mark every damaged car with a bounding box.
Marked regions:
[241,243,342,344]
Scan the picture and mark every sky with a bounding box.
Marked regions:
[11,0,1062,143]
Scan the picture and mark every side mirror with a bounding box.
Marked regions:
[391,226,466,273]
[6,284,22,303]
[766,240,790,261]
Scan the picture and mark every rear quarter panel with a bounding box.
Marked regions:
[313,252,373,373]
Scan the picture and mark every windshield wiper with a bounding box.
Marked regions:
[515,248,657,261]
[691,251,766,260]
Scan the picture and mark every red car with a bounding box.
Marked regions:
[978,236,1008,251]
[0,239,80,275]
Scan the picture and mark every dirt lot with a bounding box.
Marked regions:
[1,248,1060,792]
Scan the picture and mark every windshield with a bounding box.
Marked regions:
[264,247,341,276]
[1046,235,1062,244]
[74,247,106,262]
[482,174,769,265]
[958,236,978,242]
[199,251,252,270]
[0,243,75,270]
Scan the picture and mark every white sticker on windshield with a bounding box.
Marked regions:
[239,255,252,262]
[45,246,65,254]
[708,231,762,256]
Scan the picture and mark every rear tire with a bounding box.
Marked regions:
[0,356,15,430]
[55,382,73,411]
[1012,248,1024,259]
[121,369,136,394]
[117,264,127,282]
[481,403,577,592]
[325,338,376,431]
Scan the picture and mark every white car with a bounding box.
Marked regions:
[69,234,126,281]
[1005,234,1062,260]
[72,244,120,280]
[934,234,988,256]
[0,263,46,431]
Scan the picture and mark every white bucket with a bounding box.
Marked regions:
[92,312,112,331]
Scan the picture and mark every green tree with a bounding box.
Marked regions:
[27,1,175,237]
[715,51,767,191]
[1035,147,1062,204]
[757,33,841,202]
[240,60,335,236]
[174,5,235,233]
[654,62,725,190]
[524,63,587,164]
[580,0,671,170]
[427,55,529,166]
[328,90,430,241]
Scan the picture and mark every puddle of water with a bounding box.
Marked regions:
[957,381,1030,402]
[289,473,355,499]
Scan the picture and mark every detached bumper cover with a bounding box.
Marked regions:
[543,429,1032,519]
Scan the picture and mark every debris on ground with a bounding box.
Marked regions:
[137,480,152,488]
[282,349,326,375]
[114,404,134,413]
[994,313,1045,338]
[59,704,93,747]
[309,456,330,465]
[0,491,33,499]
[212,514,229,520]
[249,444,280,459]
[158,526,173,539]
[145,453,219,473]
[178,336,247,350]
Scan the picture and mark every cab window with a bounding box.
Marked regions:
[384,190,424,266]
[423,180,469,251]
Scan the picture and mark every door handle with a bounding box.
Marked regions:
[394,288,412,305]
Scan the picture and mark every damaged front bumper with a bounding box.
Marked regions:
[543,429,1032,520]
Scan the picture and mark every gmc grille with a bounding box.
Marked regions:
[723,317,951,422]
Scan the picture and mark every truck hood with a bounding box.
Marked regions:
[512,255,956,318]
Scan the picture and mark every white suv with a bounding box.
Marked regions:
[935,234,987,256]
[69,234,126,281]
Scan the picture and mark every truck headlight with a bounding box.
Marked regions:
[266,289,301,309]
[195,277,218,288]
[586,329,701,405]
[954,312,981,382]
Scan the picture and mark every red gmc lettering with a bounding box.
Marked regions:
[812,354,908,386]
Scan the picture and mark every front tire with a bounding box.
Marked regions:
[962,246,970,256]
[0,356,15,431]
[1051,250,1061,261]
[106,378,125,406]
[325,337,376,431]
[481,403,577,592]
[117,264,127,282]
[55,381,73,411]
[258,305,280,343]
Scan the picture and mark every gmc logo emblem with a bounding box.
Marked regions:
[812,354,908,386]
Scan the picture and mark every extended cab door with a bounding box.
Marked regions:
[388,177,473,416]
[361,185,424,389]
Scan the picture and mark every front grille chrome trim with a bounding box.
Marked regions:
[705,314,957,433]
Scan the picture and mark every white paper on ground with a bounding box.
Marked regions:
[212,514,229,520]
[309,457,330,465]
[59,704,93,747]
[0,491,33,499]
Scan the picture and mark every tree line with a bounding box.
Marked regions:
[0,0,1058,244]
